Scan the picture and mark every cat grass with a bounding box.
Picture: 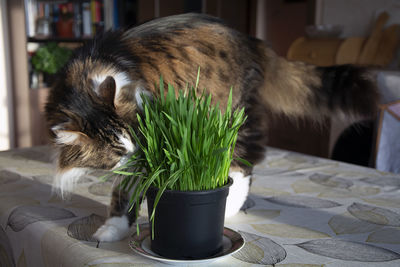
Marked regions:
[112,73,247,232]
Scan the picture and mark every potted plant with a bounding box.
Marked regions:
[115,76,247,259]
[31,42,73,87]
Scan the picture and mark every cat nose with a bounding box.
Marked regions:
[126,151,134,159]
[112,152,134,170]
[120,152,134,165]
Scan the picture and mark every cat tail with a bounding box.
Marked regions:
[260,58,379,121]
[314,64,379,119]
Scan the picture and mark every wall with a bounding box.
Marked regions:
[259,0,310,56]
[253,0,332,158]
[7,0,32,148]
[138,0,256,35]
[0,0,13,150]
[316,0,400,37]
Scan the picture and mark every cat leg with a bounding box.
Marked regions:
[93,189,138,242]
[225,170,251,218]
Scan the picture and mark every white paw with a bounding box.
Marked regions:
[225,172,250,218]
[93,215,130,242]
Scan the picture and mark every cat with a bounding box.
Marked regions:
[45,13,379,242]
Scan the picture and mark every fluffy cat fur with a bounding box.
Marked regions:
[45,13,379,242]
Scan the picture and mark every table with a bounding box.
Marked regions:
[0,146,400,266]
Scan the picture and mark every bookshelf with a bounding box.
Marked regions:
[24,0,128,40]
[25,0,138,91]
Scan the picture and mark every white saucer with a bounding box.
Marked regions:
[129,224,244,265]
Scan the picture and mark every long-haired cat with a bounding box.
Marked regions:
[45,13,379,242]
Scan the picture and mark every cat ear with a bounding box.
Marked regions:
[134,87,153,111]
[52,125,89,146]
[98,76,116,107]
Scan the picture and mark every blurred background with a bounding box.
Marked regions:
[1,0,399,170]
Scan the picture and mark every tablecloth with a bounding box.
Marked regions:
[0,146,400,266]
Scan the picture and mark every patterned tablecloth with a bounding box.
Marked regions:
[0,146,400,266]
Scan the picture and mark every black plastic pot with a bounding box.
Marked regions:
[146,178,232,260]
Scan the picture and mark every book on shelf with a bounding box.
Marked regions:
[82,2,92,37]
[73,3,82,37]
[25,0,120,41]
[24,0,37,37]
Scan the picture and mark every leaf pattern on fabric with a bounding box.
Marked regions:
[87,169,111,179]
[349,186,381,196]
[360,177,400,187]
[226,209,280,224]
[295,239,400,262]
[88,182,113,196]
[42,226,135,267]
[0,197,40,214]
[317,185,380,198]
[46,194,108,216]
[0,170,22,184]
[1,145,400,266]
[232,230,286,265]
[0,155,51,177]
[32,175,54,184]
[63,195,108,217]
[0,226,15,267]
[267,155,316,169]
[67,214,106,242]
[348,202,400,226]
[87,263,153,267]
[7,205,76,232]
[250,186,291,196]
[328,212,382,235]
[321,168,378,179]
[309,173,353,189]
[284,155,318,165]
[0,184,31,196]
[367,228,400,244]
[277,264,324,267]
[86,254,155,267]
[362,197,400,208]
[264,195,341,209]
[11,146,54,163]
[46,195,64,204]
[33,173,90,186]
[233,242,264,264]
[41,226,77,267]
[292,179,328,194]
[240,197,256,211]
[251,224,329,239]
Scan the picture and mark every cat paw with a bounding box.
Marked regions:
[225,172,250,218]
[93,215,130,242]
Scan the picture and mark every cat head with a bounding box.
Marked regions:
[46,67,150,197]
